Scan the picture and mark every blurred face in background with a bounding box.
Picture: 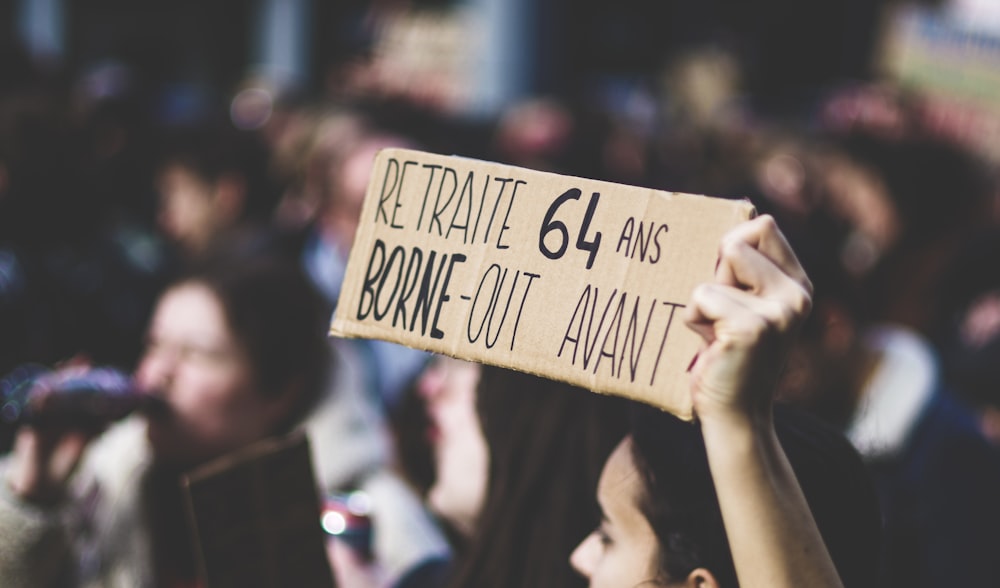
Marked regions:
[417,357,488,537]
[157,163,241,253]
[330,138,387,216]
[136,281,288,469]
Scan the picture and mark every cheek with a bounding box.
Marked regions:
[428,415,489,533]
[163,190,214,238]
[433,392,487,485]
[590,549,660,588]
[168,363,257,429]
[439,426,488,486]
[146,361,264,465]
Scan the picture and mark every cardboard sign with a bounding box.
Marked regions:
[330,148,755,417]
[182,433,335,588]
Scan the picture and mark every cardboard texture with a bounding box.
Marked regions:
[330,148,755,417]
[181,433,335,588]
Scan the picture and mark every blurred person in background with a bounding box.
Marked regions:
[0,60,164,420]
[934,229,1000,445]
[491,98,577,174]
[770,171,1000,585]
[154,124,283,257]
[0,232,448,587]
[0,234,330,587]
[290,110,430,410]
[833,132,993,333]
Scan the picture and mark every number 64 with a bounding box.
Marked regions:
[538,189,602,270]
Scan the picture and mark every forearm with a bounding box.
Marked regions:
[701,412,844,588]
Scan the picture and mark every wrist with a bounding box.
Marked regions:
[695,394,772,433]
[698,404,778,461]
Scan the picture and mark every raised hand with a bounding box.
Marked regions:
[685,214,813,424]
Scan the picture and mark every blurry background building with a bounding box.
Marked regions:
[2,0,916,121]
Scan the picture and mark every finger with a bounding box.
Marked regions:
[13,427,44,465]
[327,539,382,588]
[688,283,767,323]
[61,355,93,369]
[328,537,363,568]
[718,215,812,295]
[717,240,812,318]
[49,431,91,480]
[686,284,763,348]
[684,301,717,345]
[687,283,800,339]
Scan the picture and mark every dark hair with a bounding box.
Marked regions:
[158,124,281,224]
[836,133,990,247]
[836,133,992,329]
[631,404,881,588]
[173,230,330,430]
[446,367,629,588]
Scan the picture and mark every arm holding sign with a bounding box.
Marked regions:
[686,215,845,588]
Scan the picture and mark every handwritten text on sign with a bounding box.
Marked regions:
[330,149,755,417]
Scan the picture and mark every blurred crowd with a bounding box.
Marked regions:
[2,3,1000,586]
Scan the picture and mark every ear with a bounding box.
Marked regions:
[683,567,720,588]
[211,173,247,224]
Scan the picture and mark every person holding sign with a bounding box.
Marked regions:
[327,148,879,587]
[353,216,878,588]
[570,216,880,588]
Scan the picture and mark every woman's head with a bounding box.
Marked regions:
[138,234,329,468]
[572,405,881,588]
[571,410,731,588]
[156,125,279,253]
[569,436,663,587]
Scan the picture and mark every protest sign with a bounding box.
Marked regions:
[880,6,1000,163]
[330,148,755,417]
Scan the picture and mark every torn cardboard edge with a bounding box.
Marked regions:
[331,148,755,418]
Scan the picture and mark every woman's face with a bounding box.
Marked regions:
[332,140,384,214]
[136,282,287,469]
[157,164,239,251]
[157,164,218,252]
[571,437,662,587]
[417,357,488,537]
